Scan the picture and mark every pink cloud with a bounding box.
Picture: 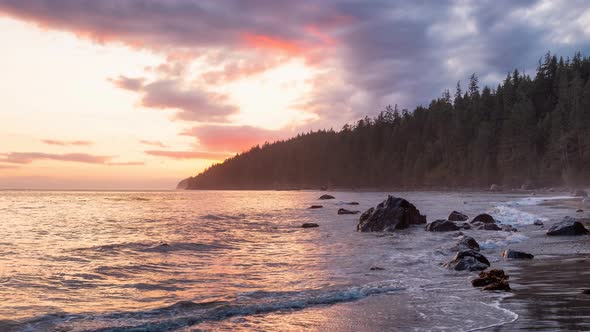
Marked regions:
[0,152,112,164]
[109,75,144,91]
[106,161,145,166]
[42,139,94,146]
[182,125,284,153]
[145,150,232,161]
[139,140,168,148]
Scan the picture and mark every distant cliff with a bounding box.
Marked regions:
[179,52,590,190]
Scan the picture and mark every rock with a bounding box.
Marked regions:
[301,223,319,228]
[582,289,590,295]
[346,202,360,205]
[309,205,323,209]
[453,236,480,251]
[577,209,584,213]
[459,223,472,230]
[425,219,460,232]
[534,219,544,226]
[574,189,588,197]
[319,194,335,200]
[490,184,503,192]
[448,211,469,222]
[338,208,360,215]
[501,249,534,259]
[357,195,426,232]
[471,213,496,224]
[502,225,518,232]
[444,249,490,271]
[478,223,502,231]
[370,266,385,271]
[472,269,511,291]
[546,217,590,236]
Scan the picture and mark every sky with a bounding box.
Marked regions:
[1,0,590,190]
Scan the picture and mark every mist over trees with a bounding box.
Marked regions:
[181,52,590,190]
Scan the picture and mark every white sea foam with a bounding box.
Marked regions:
[479,233,529,250]
[489,205,547,225]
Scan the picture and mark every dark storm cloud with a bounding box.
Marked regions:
[2,0,590,121]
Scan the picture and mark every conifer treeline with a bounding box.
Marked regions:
[181,52,590,190]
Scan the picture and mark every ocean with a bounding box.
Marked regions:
[0,190,585,331]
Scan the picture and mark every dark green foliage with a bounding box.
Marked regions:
[183,52,590,190]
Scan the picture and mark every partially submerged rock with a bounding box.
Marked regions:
[472,269,511,291]
[338,208,360,215]
[309,205,323,209]
[319,194,335,200]
[425,219,460,232]
[501,249,534,259]
[448,211,469,222]
[346,202,360,205]
[301,223,319,228]
[452,236,480,251]
[444,249,490,271]
[479,223,502,231]
[471,213,496,224]
[546,217,590,236]
[369,266,385,271]
[357,195,426,232]
[577,209,584,213]
[533,219,544,226]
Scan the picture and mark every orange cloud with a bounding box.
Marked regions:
[145,150,232,161]
[42,139,94,146]
[0,152,112,164]
[139,140,168,148]
[182,125,284,153]
[242,33,304,57]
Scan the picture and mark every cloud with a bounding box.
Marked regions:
[0,152,143,166]
[0,164,19,169]
[2,0,590,126]
[139,140,168,148]
[42,139,93,146]
[0,152,112,164]
[182,125,284,153]
[110,75,144,91]
[145,150,232,161]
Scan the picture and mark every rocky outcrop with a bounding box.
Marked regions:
[309,205,323,209]
[472,269,511,291]
[444,249,490,271]
[338,208,360,215]
[452,236,480,251]
[425,220,460,232]
[574,189,588,197]
[319,194,335,200]
[501,249,534,259]
[546,217,590,236]
[357,196,426,232]
[448,211,469,222]
[471,213,496,224]
[301,223,319,228]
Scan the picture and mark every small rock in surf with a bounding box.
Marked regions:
[471,213,496,224]
[501,249,534,259]
[309,205,323,209]
[301,223,319,228]
[444,249,490,271]
[319,194,335,200]
[425,220,460,232]
[448,211,469,221]
[338,208,360,215]
[452,236,480,251]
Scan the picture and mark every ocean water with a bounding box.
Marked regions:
[0,190,567,331]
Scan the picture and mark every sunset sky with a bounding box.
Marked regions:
[2,0,590,189]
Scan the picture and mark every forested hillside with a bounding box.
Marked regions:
[181,52,590,190]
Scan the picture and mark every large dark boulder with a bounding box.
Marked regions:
[338,208,360,215]
[425,219,460,232]
[501,249,534,259]
[546,217,590,236]
[448,211,469,222]
[452,236,480,251]
[444,249,490,271]
[471,213,495,224]
[357,196,426,232]
[319,194,335,200]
